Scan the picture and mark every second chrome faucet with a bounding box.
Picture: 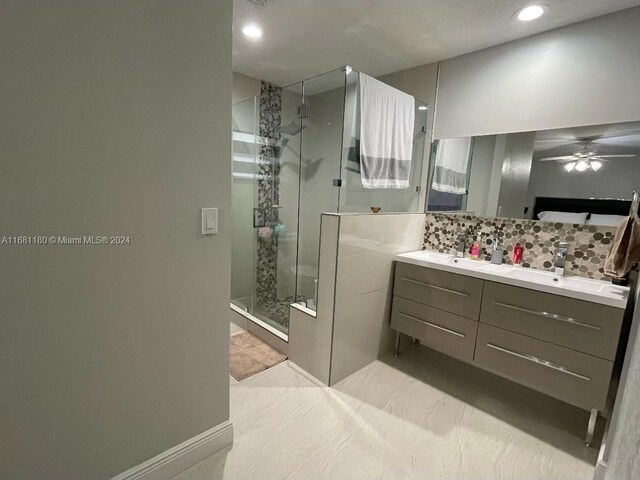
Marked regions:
[554,242,569,276]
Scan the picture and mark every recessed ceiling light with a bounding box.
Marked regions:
[241,25,263,38]
[418,106,428,111]
[516,5,547,22]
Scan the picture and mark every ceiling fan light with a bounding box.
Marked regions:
[575,160,589,172]
[590,161,602,172]
[564,162,576,172]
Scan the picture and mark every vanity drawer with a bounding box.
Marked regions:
[475,324,613,411]
[394,262,483,319]
[480,282,624,361]
[391,296,478,362]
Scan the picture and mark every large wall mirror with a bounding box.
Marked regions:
[425,120,640,226]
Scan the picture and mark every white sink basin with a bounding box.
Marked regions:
[557,276,605,293]
[481,264,516,274]
[510,268,558,284]
[451,257,487,269]
[510,268,605,293]
[409,250,453,265]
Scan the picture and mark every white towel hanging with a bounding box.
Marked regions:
[358,73,415,189]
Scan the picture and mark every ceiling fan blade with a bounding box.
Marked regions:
[537,156,577,162]
[594,154,637,158]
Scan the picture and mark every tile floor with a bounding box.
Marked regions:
[174,336,598,480]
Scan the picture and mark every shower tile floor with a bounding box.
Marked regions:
[173,344,598,480]
[255,295,306,331]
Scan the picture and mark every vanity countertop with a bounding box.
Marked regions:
[396,250,629,309]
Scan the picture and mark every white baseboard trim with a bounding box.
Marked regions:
[111,420,233,480]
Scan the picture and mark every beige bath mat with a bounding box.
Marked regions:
[230,332,287,381]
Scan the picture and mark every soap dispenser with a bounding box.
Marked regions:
[491,234,504,265]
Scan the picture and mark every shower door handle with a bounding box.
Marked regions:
[253,208,265,228]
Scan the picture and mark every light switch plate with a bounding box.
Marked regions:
[201,208,218,235]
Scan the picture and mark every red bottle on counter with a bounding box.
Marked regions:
[513,244,524,265]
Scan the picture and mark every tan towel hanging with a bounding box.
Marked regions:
[604,215,640,278]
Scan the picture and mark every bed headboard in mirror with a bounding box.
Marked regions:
[425,119,640,225]
[532,197,631,222]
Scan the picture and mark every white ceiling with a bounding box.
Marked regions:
[533,121,640,159]
[233,0,640,86]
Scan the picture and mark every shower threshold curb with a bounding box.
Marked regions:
[230,302,289,342]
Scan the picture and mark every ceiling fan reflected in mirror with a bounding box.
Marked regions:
[538,140,637,173]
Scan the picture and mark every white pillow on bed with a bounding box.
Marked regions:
[587,214,626,227]
[537,211,589,224]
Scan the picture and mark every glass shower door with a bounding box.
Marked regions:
[250,83,304,336]
[295,69,347,311]
[231,97,258,315]
[338,71,428,213]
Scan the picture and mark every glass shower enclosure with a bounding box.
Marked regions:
[231,67,428,339]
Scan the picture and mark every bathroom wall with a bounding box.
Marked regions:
[0,1,233,479]
[434,7,640,139]
[601,283,640,480]
[330,213,425,384]
[423,213,616,280]
[289,213,425,386]
[232,71,261,105]
[289,214,340,384]
[466,135,497,216]
[495,132,536,218]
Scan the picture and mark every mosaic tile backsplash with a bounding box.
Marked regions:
[423,213,616,280]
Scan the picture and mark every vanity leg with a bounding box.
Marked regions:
[585,408,598,447]
[394,330,401,357]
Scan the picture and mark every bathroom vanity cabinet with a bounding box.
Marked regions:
[391,260,627,445]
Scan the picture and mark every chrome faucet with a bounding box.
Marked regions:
[554,242,569,276]
[456,233,467,258]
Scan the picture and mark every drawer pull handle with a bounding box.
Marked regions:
[493,301,601,331]
[486,343,591,381]
[399,312,465,338]
[402,278,470,297]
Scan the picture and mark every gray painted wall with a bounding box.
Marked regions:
[232,72,261,105]
[496,132,536,218]
[434,7,640,139]
[466,135,496,217]
[602,285,640,480]
[0,1,232,479]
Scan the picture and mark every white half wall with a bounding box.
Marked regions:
[0,1,233,479]
[330,213,426,385]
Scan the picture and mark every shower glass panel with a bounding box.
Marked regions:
[231,97,258,315]
[230,67,428,336]
[252,82,303,333]
[295,70,346,311]
[231,84,305,337]
[339,71,428,213]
